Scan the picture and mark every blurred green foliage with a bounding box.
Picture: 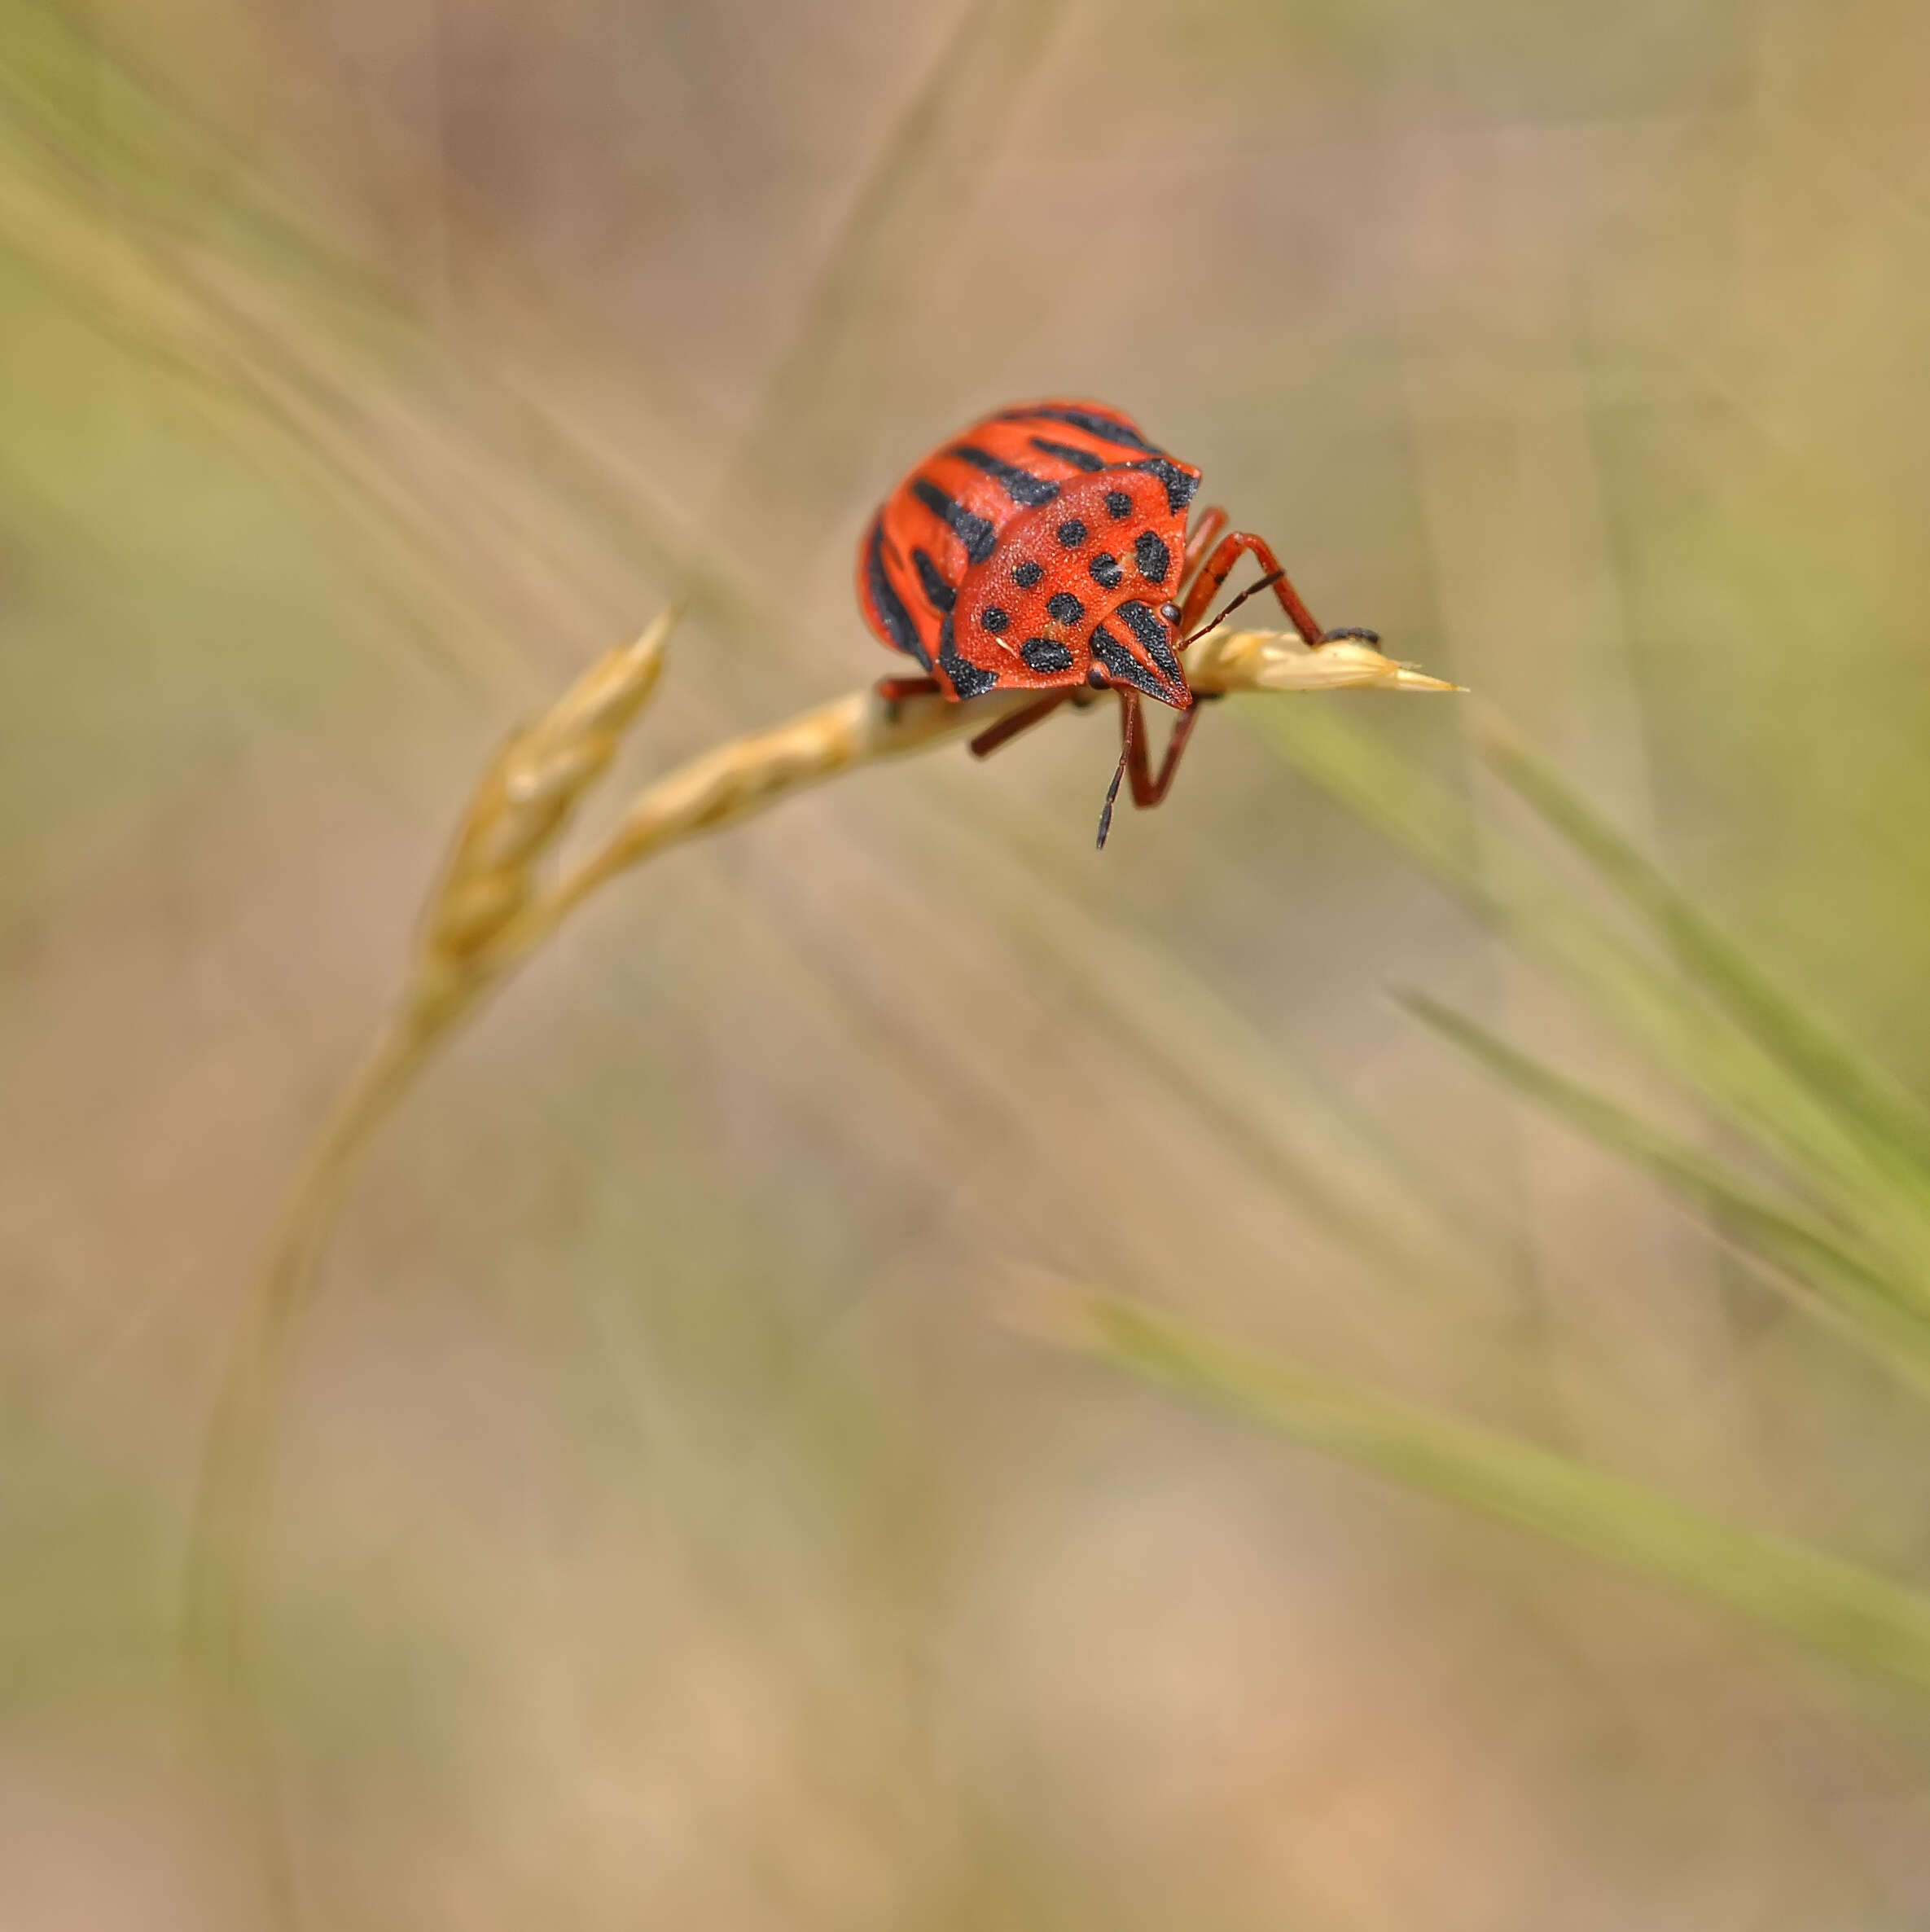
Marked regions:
[7,1,1930,1927]
[1077,711,1930,1686]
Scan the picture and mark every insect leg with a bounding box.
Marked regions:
[1178,531,1324,645]
[1124,692,1206,809]
[1096,682,1208,844]
[1179,505,1230,593]
[875,674,944,705]
[969,692,1069,759]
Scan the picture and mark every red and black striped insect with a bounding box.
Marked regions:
[858,398,1375,845]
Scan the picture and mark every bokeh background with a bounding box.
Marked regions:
[8,1,1930,1925]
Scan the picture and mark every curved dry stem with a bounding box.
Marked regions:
[181,1011,455,1928]
[183,1012,452,1691]
[179,610,1459,1892]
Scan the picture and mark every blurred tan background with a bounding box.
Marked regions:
[7,1,1930,1925]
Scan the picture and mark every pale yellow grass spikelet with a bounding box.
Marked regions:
[1189,626,1463,695]
[412,608,674,1016]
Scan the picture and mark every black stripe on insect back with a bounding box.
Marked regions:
[935,612,999,698]
[1028,436,1107,472]
[1127,455,1199,513]
[949,445,1060,508]
[866,519,931,667]
[998,404,1164,454]
[910,547,955,613]
[910,478,998,565]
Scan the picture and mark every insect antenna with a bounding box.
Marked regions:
[1181,568,1286,649]
[1094,742,1129,850]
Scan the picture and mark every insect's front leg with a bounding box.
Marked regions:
[1121,690,1204,810]
[1179,530,1325,646]
[1179,505,1229,595]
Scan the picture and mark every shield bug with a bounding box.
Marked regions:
[857,398,1373,845]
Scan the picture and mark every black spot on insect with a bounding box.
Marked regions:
[912,478,997,565]
[1089,621,1173,700]
[1160,602,1182,623]
[1104,490,1134,520]
[1012,560,1044,590]
[949,444,1060,508]
[1022,636,1075,674]
[1126,456,1198,514]
[1117,600,1184,682]
[910,547,954,613]
[936,613,998,698]
[865,519,931,668]
[1087,665,1108,688]
[1055,518,1088,548]
[1046,591,1084,626]
[944,656,999,697]
[1029,436,1106,472]
[998,405,1164,454]
[980,606,1011,634]
[1134,532,1171,584]
[1089,552,1124,591]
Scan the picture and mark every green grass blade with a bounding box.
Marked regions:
[1235,698,1495,906]
[1482,728,1930,1186]
[1068,1296,1930,1695]
[1244,702,1930,1264]
[1402,993,1930,1388]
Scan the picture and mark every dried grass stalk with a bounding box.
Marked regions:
[183,608,1458,1717]
[410,608,674,1020]
[461,624,1457,987]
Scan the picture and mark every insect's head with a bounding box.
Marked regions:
[1082,595,1191,712]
